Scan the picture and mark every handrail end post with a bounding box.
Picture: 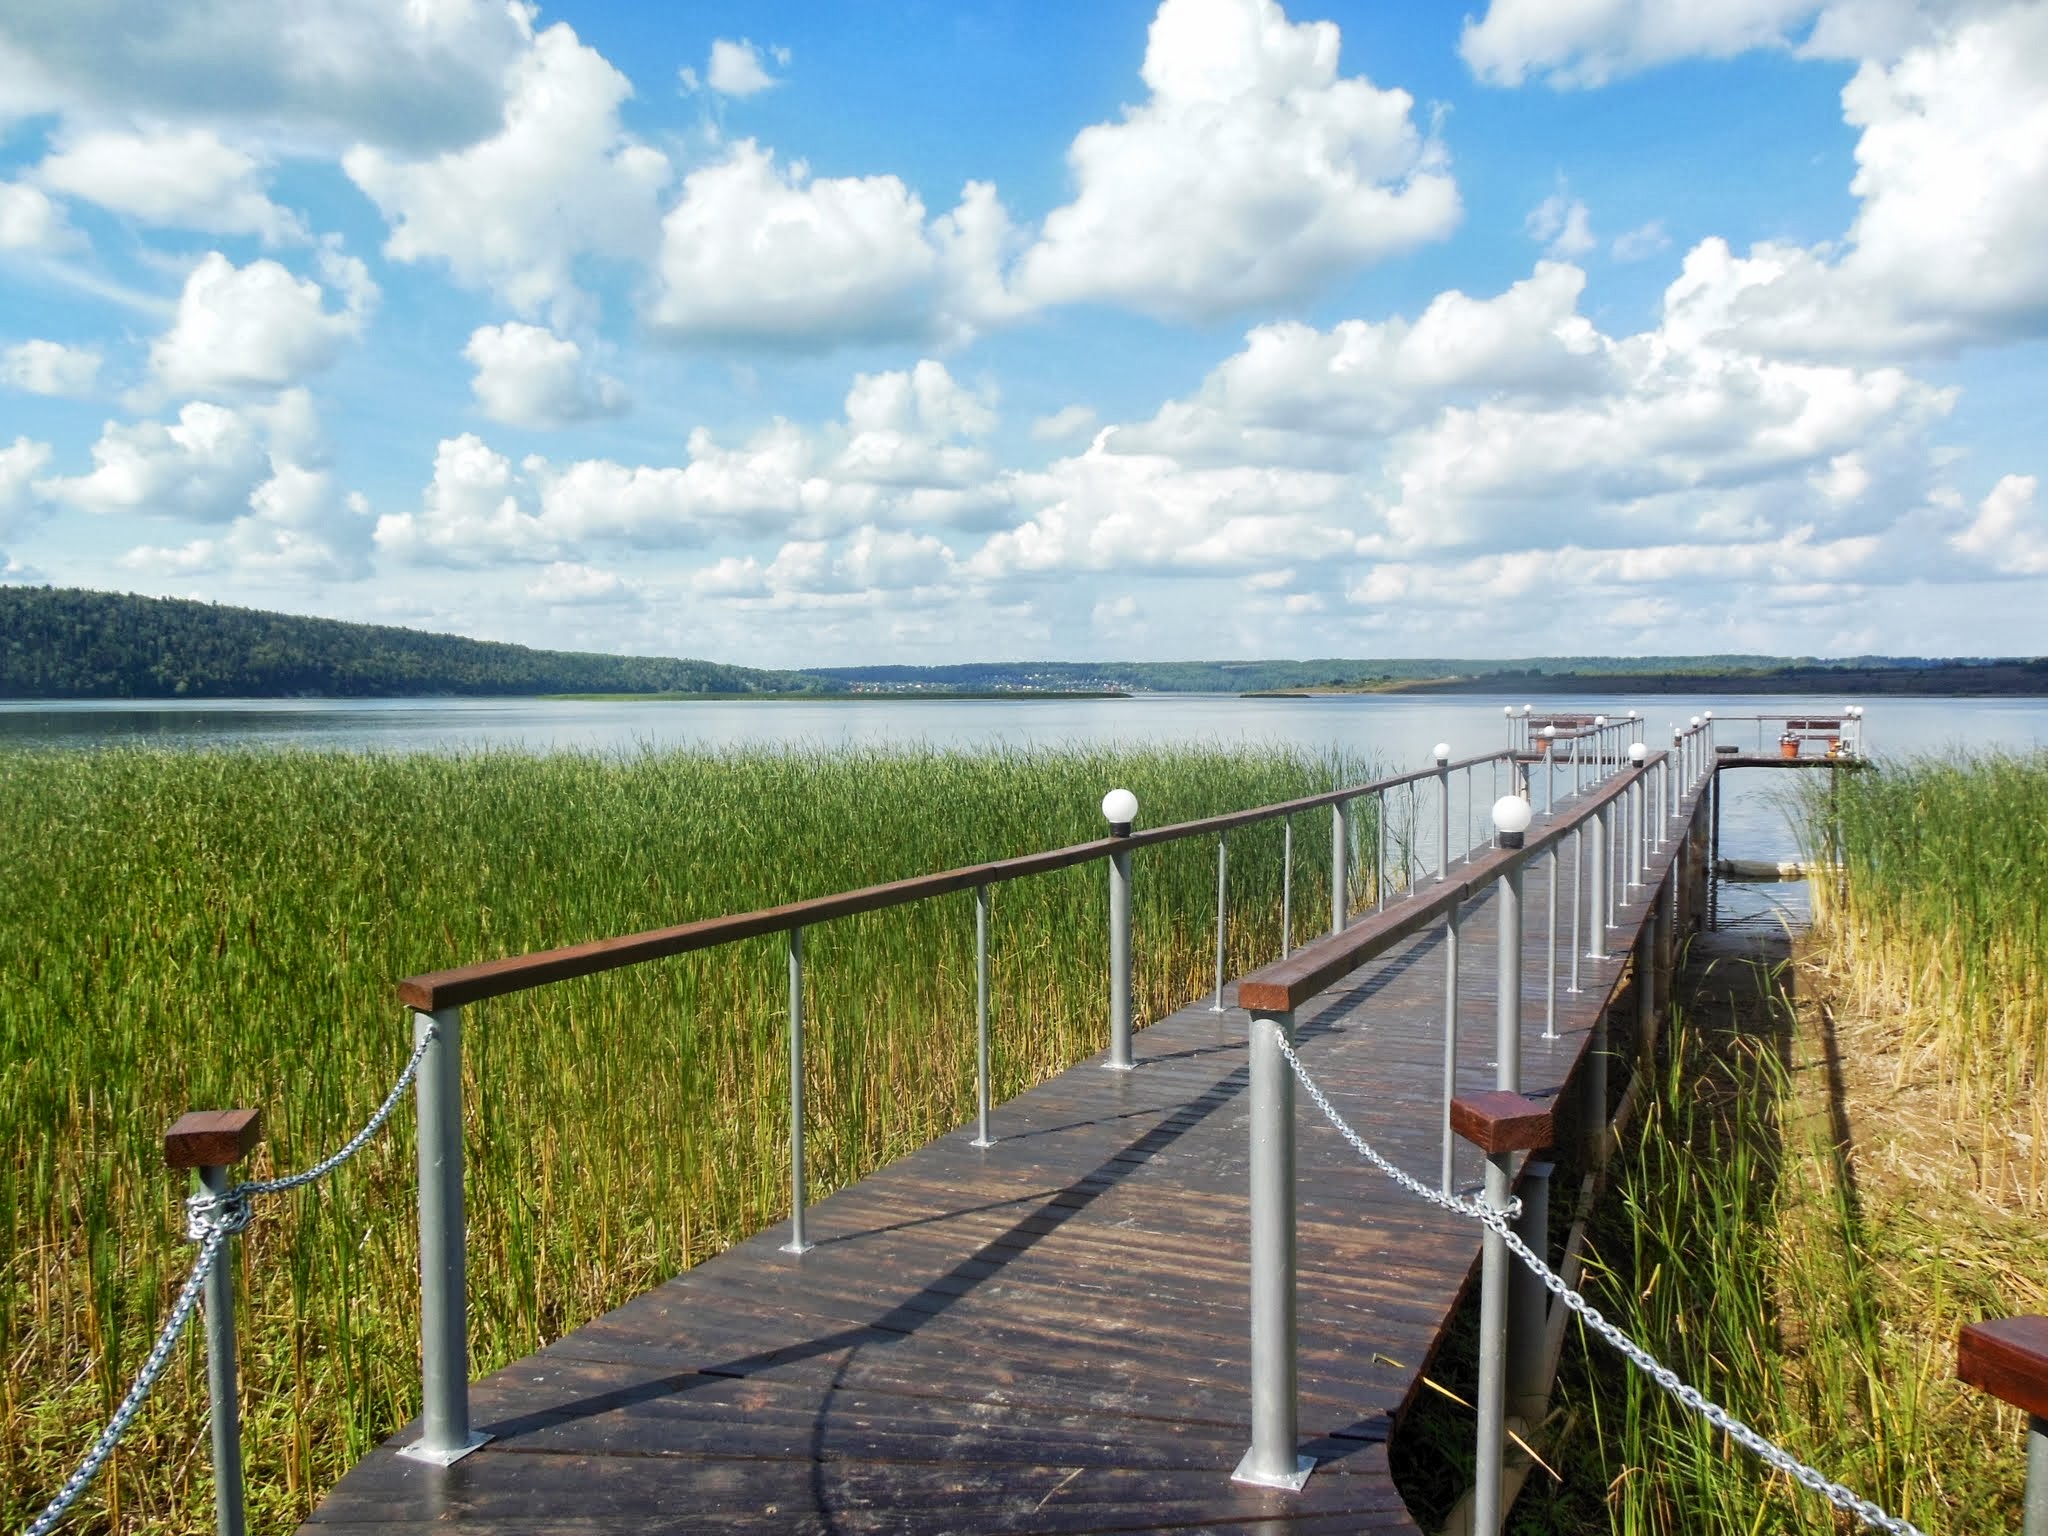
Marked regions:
[404,1004,490,1467]
[1237,1006,1312,1492]
[1107,844,1135,1070]
[167,1112,263,1536]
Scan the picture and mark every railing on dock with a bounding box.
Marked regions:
[36,743,1530,1530]
[39,699,2037,1536]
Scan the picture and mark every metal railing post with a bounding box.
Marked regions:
[1496,854,1523,1097]
[1281,814,1294,957]
[1568,827,1582,994]
[1235,1007,1313,1491]
[1211,833,1229,1012]
[155,1113,264,1536]
[783,928,813,1254]
[1108,841,1134,1070]
[1508,1160,1552,1421]
[1331,798,1350,935]
[162,1109,262,1535]
[1476,798,1528,1536]
[1586,809,1608,961]
[1376,789,1388,911]
[196,1162,247,1536]
[406,1006,487,1463]
[1435,746,1452,880]
[973,886,994,1148]
[1441,897,1461,1194]
[1543,842,1559,1039]
[198,1163,248,1536]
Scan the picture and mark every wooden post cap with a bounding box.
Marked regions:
[165,1108,264,1170]
[1958,1316,2048,1420]
[1448,1091,1554,1155]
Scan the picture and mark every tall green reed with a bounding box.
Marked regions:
[1,741,1372,1532]
[1801,751,2048,1203]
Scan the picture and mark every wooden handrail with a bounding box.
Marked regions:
[1236,755,1661,1014]
[396,749,1515,1011]
[1958,1316,2048,1420]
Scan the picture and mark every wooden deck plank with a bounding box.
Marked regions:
[303,782,1702,1534]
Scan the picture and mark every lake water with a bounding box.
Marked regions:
[6,692,2044,929]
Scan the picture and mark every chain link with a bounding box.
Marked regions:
[1276,1036,1929,1536]
[23,1224,230,1536]
[23,1027,436,1536]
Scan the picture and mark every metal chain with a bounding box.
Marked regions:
[24,1027,436,1536]
[23,1224,231,1536]
[1275,1037,1929,1536]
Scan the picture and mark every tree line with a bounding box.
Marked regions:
[0,587,811,699]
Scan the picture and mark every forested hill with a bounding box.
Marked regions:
[0,587,811,699]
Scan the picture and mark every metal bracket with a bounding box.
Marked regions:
[398,1430,491,1467]
[1231,1449,1315,1491]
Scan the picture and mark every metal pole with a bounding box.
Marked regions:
[1108,843,1134,1070]
[199,1164,246,1536]
[1637,911,1657,1069]
[2025,1417,2047,1536]
[1212,833,1229,1012]
[1568,828,1582,993]
[1477,852,1521,1536]
[1235,1008,1313,1491]
[1498,862,1523,1095]
[1438,762,1451,881]
[406,1005,485,1463]
[783,928,813,1254]
[973,886,993,1148]
[1544,845,1558,1038]
[1376,790,1387,911]
[1331,798,1350,936]
[1476,1145,1512,1535]
[1281,815,1294,958]
[1710,769,1722,931]
[1441,899,1461,1194]
[1587,809,1608,961]
[1507,1161,1552,1421]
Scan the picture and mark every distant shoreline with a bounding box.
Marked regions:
[1246,662,2048,698]
[540,689,1130,703]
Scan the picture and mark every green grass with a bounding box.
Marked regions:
[1,742,1375,1533]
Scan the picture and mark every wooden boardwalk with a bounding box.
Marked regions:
[305,804,1684,1534]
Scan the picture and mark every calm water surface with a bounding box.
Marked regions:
[7,692,2044,925]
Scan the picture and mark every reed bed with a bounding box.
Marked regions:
[1542,1001,2038,1535]
[1,741,1373,1533]
[1802,751,2048,1204]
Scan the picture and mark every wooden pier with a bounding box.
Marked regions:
[302,751,1709,1533]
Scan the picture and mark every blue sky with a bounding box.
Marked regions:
[2,0,2044,666]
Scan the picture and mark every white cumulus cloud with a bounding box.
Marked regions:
[0,181,78,252]
[345,20,670,323]
[1951,474,2048,573]
[0,0,531,154]
[149,252,370,394]
[33,126,305,245]
[464,323,628,430]
[1525,190,1594,257]
[706,38,782,97]
[647,141,1017,348]
[1,340,101,396]
[1013,0,1459,321]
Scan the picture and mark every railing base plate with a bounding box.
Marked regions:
[1231,1449,1314,1491]
[398,1431,490,1467]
